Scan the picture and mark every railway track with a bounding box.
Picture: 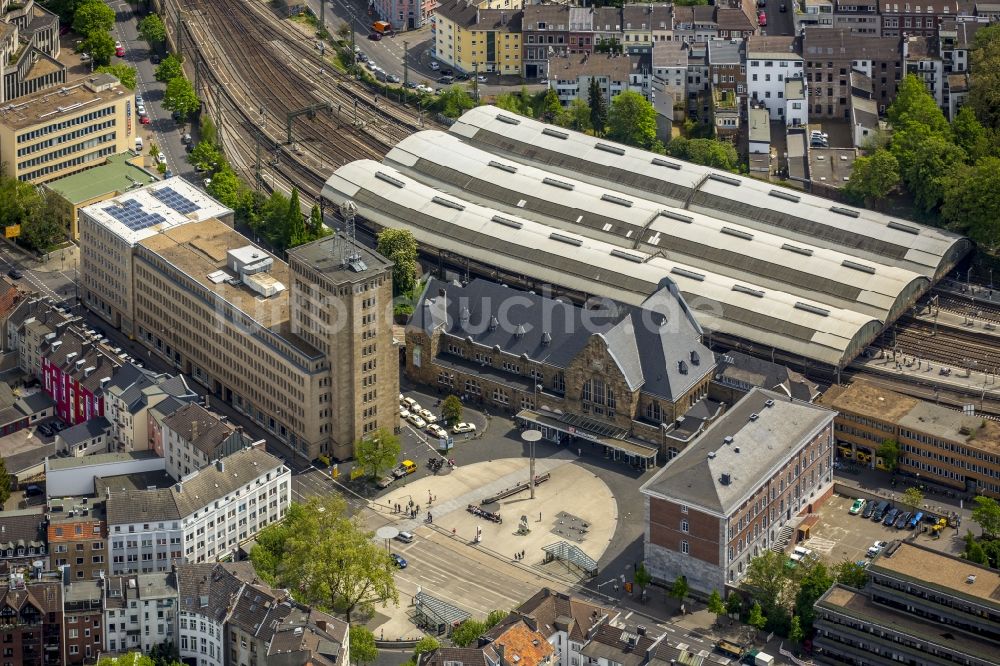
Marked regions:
[931,291,1000,325]
[880,315,1000,375]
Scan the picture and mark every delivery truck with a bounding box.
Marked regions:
[372,20,392,34]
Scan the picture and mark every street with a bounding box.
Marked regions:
[761,0,796,37]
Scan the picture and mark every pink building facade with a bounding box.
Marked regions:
[42,356,103,425]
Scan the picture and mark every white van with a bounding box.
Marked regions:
[134,137,143,151]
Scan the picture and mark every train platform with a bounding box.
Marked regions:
[852,350,1000,408]
[911,304,1000,340]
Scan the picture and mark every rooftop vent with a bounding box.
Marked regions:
[488,160,517,173]
[888,220,919,234]
[611,249,643,263]
[514,324,526,338]
[733,284,765,298]
[765,399,775,408]
[542,128,569,139]
[769,189,800,203]
[678,360,688,374]
[720,473,731,485]
[460,307,470,324]
[721,226,753,241]
[671,267,705,281]
[497,114,521,125]
[661,210,694,224]
[491,214,523,229]
[489,315,499,331]
[781,243,814,257]
[601,193,634,207]
[749,413,759,421]
[596,143,625,155]
[543,177,574,191]
[842,260,876,274]
[432,196,465,211]
[691,351,700,365]
[795,302,830,317]
[550,232,583,247]
[723,435,734,445]
[651,157,681,170]
[830,205,860,218]
[709,173,741,186]
[541,331,552,345]
[707,452,716,459]
[966,574,977,584]
[374,171,405,188]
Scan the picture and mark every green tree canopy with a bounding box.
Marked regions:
[97,653,156,666]
[951,106,995,162]
[376,228,418,295]
[844,149,900,206]
[287,189,308,248]
[966,535,989,565]
[725,591,742,617]
[888,74,950,133]
[969,24,1000,130]
[747,601,767,631]
[941,157,1000,250]
[249,496,398,620]
[875,439,900,471]
[73,0,115,36]
[163,76,201,122]
[485,609,509,629]
[971,496,1000,538]
[354,428,401,479]
[80,30,115,66]
[707,589,726,624]
[189,140,224,173]
[588,78,608,135]
[350,625,378,665]
[891,126,967,212]
[440,395,463,426]
[0,458,10,506]
[96,64,137,89]
[834,560,870,589]
[155,54,185,83]
[20,191,68,251]
[669,575,688,604]
[667,137,739,171]
[541,88,562,121]
[902,486,924,512]
[206,164,242,210]
[743,550,794,615]
[607,90,658,149]
[789,615,805,644]
[436,86,476,118]
[793,563,833,633]
[138,14,167,48]
[634,563,652,592]
[556,98,592,132]
[451,619,487,647]
[495,92,530,116]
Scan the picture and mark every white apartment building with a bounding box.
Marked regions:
[785,77,809,126]
[746,36,805,120]
[102,572,179,656]
[162,402,250,480]
[105,446,290,574]
[105,363,195,454]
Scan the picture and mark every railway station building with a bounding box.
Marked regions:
[821,380,1000,497]
[641,388,836,593]
[0,73,135,184]
[79,179,399,461]
[406,277,713,463]
[324,105,972,378]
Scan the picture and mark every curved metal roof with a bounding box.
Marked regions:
[324,160,882,367]
[449,106,971,279]
[386,131,929,322]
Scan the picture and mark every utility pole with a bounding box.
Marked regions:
[175,8,183,60]
[473,62,479,102]
[320,0,326,38]
[350,28,356,76]
[403,40,409,88]
[194,55,201,95]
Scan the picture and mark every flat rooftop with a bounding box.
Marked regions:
[47,449,161,471]
[821,380,919,421]
[0,76,130,131]
[818,585,999,661]
[870,542,1000,607]
[44,153,158,205]
[80,177,232,246]
[287,233,391,286]
[809,148,856,188]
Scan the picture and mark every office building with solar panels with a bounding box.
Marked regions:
[321,105,972,374]
[79,179,398,461]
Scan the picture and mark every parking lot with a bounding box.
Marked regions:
[801,494,965,564]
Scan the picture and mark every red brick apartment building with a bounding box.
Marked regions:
[641,388,836,593]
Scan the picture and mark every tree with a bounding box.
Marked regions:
[556,98,592,132]
[148,642,183,666]
[163,76,200,123]
[966,536,989,565]
[376,228,418,295]
[80,30,115,66]
[725,591,742,618]
[875,438,901,472]
[844,149,900,206]
[541,88,562,121]
[138,14,167,49]
[485,609,509,629]
[834,560,869,589]
[72,0,115,36]
[789,615,805,645]
[95,64,137,89]
[588,78,608,135]
[668,575,688,606]
[19,191,68,252]
[633,563,652,598]
[309,204,325,238]
[887,74,949,133]
[0,458,10,506]
[350,625,378,665]
[250,496,398,621]
[951,107,994,163]
[941,157,1000,250]
[743,550,793,614]
[707,589,726,625]
[902,486,924,513]
[436,86,476,118]
[98,653,155,666]
[155,54,185,83]
[666,137,739,171]
[287,189,308,248]
[354,428,401,480]
[969,24,1000,131]
[793,563,833,633]
[747,601,767,633]
[495,92,530,116]
[414,635,440,657]
[972,496,1000,538]
[189,140,224,172]
[607,90,657,149]
[440,395,463,426]
[206,164,242,210]
[200,116,218,147]
[890,125,967,212]
[451,619,487,647]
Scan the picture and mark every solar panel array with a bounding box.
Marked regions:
[102,200,167,232]
[150,186,199,214]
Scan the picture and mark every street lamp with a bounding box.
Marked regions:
[522,429,542,499]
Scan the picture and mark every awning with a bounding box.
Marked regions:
[516,409,658,460]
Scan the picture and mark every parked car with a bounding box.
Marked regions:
[790,546,814,562]
[907,511,924,529]
[440,68,454,77]
[417,408,437,423]
[780,2,787,10]
[849,498,866,515]
[399,407,411,419]
[151,53,161,64]
[453,422,476,434]
[395,531,414,543]
[427,423,446,438]
[387,74,400,83]
[871,500,890,521]
[866,540,888,557]
[477,75,487,83]
[24,484,43,497]
[368,32,382,41]
[6,268,22,280]
[429,60,440,71]
[115,41,125,57]
[390,553,407,568]
[407,413,427,428]
[402,396,418,409]
[439,75,455,84]
[37,424,52,437]
[894,511,911,529]
[882,507,900,526]
[140,114,151,124]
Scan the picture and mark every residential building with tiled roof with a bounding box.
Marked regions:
[0,571,64,665]
[880,0,959,36]
[162,402,250,479]
[105,446,290,574]
[39,324,122,426]
[0,507,48,572]
[101,571,178,656]
[509,588,615,666]
[56,416,111,457]
[642,388,836,592]
[64,579,103,664]
[433,0,523,75]
[713,350,820,404]
[803,28,902,117]
[104,362,197,455]
[47,496,105,581]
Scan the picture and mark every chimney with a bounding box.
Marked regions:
[316,620,327,631]
[216,459,224,472]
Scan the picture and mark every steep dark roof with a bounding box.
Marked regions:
[715,350,819,401]
[580,623,660,666]
[0,507,46,552]
[411,278,711,402]
[162,403,237,456]
[58,416,111,447]
[421,647,489,666]
[514,588,612,642]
